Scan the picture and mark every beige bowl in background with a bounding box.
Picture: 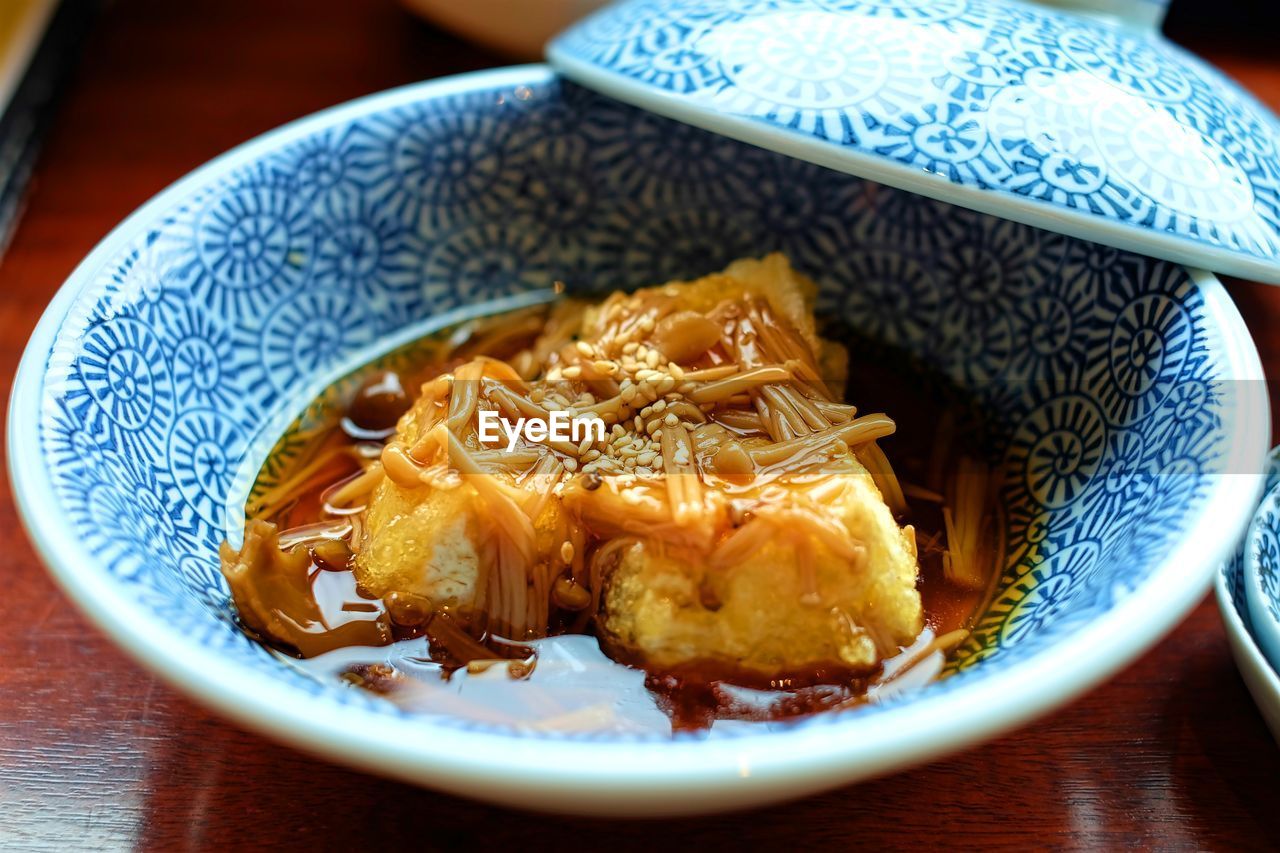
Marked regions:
[400,0,608,59]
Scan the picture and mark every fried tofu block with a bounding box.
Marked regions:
[351,367,484,609]
[581,253,822,356]
[352,252,922,677]
[355,477,483,610]
[353,376,566,618]
[598,460,921,680]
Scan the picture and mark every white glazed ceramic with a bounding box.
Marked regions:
[548,0,1280,283]
[8,64,1270,815]
[1244,451,1280,673]
[1219,446,1280,745]
[1219,579,1280,747]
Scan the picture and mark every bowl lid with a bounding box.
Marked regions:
[548,0,1280,283]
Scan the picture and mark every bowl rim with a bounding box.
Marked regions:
[7,63,1271,814]
[1217,565,1280,746]
[547,17,1280,285]
[1245,474,1280,671]
[1220,447,1280,746]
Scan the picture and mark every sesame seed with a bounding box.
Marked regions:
[576,341,594,357]
[561,541,575,563]
[646,350,661,368]
[562,365,582,379]
[664,412,678,427]
[653,400,667,413]
[563,457,579,472]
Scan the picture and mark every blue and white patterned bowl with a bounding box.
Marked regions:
[8,65,1270,815]
[1218,447,1280,744]
[548,0,1280,283]
[1245,452,1280,672]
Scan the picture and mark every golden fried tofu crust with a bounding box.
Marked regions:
[597,458,921,680]
[347,253,923,676]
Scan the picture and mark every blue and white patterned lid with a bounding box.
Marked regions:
[548,0,1280,283]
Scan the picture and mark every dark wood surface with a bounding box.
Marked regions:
[3,1,1280,849]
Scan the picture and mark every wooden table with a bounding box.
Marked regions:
[3,1,1280,848]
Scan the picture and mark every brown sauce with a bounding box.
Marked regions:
[228,311,1001,733]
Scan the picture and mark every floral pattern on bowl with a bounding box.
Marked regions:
[1218,446,1280,744]
[1245,449,1280,670]
[9,66,1267,813]
[548,0,1280,282]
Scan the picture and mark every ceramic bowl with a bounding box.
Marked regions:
[1245,454,1280,670]
[548,0,1280,283]
[8,65,1268,816]
[1218,447,1280,744]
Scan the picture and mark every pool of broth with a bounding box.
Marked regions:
[239,307,1003,736]
[828,327,1000,641]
